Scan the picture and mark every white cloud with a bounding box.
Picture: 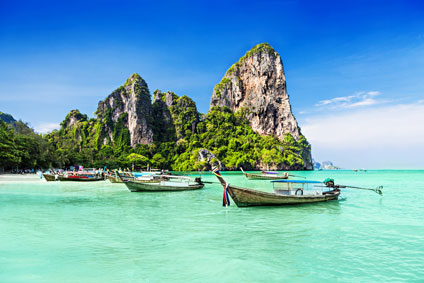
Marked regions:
[34,122,60,134]
[315,91,383,109]
[344,98,378,108]
[366,91,381,96]
[301,103,424,169]
[315,95,355,106]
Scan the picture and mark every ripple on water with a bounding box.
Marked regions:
[0,171,424,282]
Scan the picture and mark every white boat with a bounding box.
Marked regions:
[122,174,204,192]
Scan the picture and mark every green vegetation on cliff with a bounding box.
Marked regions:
[0,70,312,171]
[40,102,308,171]
[213,77,231,98]
[172,106,307,171]
[226,42,275,76]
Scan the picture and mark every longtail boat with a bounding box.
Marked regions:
[58,171,105,182]
[240,167,289,180]
[107,174,122,183]
[107,172,134,183]
[132,170,166,178]
[213,172,340,207]
[121,174,204,192]
[43,173,57,181]
[43,169,63,181]
[107,170,169,183]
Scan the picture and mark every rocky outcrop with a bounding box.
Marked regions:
[61,110,87,129]
[52,47,314,171]
[210,43,312,169]
[153,90,178,108]
[210,43,301,140]
[152,90,178,142]
[152,90,200,141]
[197,148,223,170]
[96,74,154,147]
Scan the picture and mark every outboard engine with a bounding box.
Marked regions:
[195,177,202,184]
[323,178,335,187]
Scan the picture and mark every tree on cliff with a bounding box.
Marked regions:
[1,43,313,171]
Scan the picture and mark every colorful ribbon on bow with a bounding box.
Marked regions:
[223,183,230,207]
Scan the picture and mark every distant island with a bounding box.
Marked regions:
[0,43,313,172]
[313,160,341,170]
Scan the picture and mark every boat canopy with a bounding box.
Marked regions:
[271,180,322,184]
[263,171,278,175]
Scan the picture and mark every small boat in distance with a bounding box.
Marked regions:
[43,173,57,181]
[121,174,204,192]
[42,169,62,181]
[58,171,105,182]
[240,167,289,180]
[132,169,167,178]
[107,169,169,183]
[42,168,106,182]
[214,171,340,207]
[107,171,134,183]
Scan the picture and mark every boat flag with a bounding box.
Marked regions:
[223,183,230,207]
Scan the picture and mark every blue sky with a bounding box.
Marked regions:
[1,0,423,168]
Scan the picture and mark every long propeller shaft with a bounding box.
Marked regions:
[338,184,383,195]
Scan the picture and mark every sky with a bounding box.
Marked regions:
[0,0,423,169]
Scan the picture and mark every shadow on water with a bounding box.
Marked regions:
[232,199,343,218]
[57,197,97,205]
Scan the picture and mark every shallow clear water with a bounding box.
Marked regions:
[0,170,423,282]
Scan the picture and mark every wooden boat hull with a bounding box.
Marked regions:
[43,173,57,181]
[124,180,204,192]
[107,175,122,183]
[58,176,105,182]
[108,174,169,183]
[243,173,288,180]
[240,167,288,180]
[107,175,134,183]
[227,185,340,207]
[107,171,138,183]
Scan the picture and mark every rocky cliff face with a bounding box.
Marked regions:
[210,43,301,140]
[152,90,200,141]
[61,110,88,129]
[96,74,154,147]
[152,90,178,142]
[52,46,313,170]
[197,148,222,169]
[210,43,312,169]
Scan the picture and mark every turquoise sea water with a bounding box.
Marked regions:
[0,170,423,282]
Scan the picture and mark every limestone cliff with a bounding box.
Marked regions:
[152,90,200,141]
[96,74,154,147]
[210,43,301,139]
[61,110,88,129]
[52,50,313,170]
[210,43,312,169]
